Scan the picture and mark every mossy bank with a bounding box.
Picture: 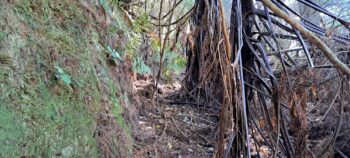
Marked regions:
[0,0,135,157]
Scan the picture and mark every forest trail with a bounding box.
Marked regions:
[0,0,349,157]
[131,78,273,158]
[132,78,218,158]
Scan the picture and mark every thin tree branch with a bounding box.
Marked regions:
[261,0,350,76]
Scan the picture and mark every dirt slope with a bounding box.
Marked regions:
[0,0,135,157]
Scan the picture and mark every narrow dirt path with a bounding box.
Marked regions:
[132,79,219,158]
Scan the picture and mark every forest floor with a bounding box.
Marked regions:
[132,77,219,158]
[129,74,350,158]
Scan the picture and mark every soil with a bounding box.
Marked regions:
[132,78,219,158]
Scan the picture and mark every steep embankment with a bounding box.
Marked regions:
[0,1,134,157]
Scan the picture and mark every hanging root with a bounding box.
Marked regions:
[186,0,350,157]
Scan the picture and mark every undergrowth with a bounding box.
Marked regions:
[125,9,187,80]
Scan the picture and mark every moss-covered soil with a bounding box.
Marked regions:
[0,0,135,157]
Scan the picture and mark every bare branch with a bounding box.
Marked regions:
[261,0,350,76]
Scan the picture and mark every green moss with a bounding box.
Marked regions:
[0,32,6,42]
[0,0,134,157]
[0,101,26,157]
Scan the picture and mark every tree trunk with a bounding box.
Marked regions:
[185,0,256,157]
[185,0,226,105]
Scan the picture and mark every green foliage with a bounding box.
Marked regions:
[165,54,187,74]
[55,66,72,85]
[132,56,151,74]
[125,32,141,55]
[126,34,153,75]
[133,12,152,33]
[106,45,124,61]
[122,9,154,75]
[108,0,125,7]
[124,11,151,56]
[153,46,187,81]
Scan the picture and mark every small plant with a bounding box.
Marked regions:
[55,66,72,85]
[105,45,124,65]
[106,45,124,61]
[132,56,151,74]
[133,12,152,33]
[153,47,187,81]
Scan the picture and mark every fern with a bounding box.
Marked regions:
[153,47,187,81]
[132,56,151,74]
[106,45,124,61]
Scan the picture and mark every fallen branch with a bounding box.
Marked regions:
[261,0,350,76]
[267,47,304,56]
[171,118,188,138]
